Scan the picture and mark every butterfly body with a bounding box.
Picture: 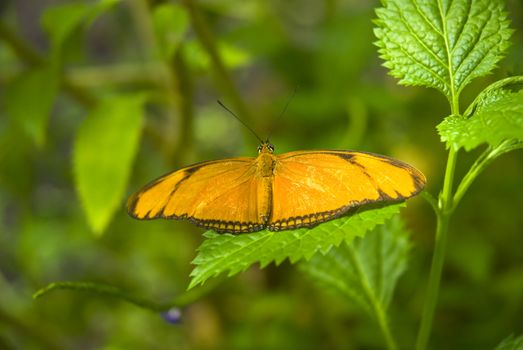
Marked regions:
[127,141,425,233]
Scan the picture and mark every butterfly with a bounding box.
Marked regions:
[127,140,425,233]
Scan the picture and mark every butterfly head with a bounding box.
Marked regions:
[258,140,275,154]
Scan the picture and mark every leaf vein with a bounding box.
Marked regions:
[396,9,449,69]
[411,0,443,36]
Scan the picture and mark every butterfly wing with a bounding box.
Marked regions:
[269,150,425,231]
[127,157,266,233]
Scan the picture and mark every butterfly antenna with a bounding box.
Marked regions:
[217,100,264,144]
[268,85,298,140]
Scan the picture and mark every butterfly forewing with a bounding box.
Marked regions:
[268,151,425,231]
[127,157,267,232]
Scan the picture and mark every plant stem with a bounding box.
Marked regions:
[33,279,223,312]
[374,299,397,350]
[0,20,96,107]
[182,0,255,129]
[415,146,458,350]
[453,141,523,207]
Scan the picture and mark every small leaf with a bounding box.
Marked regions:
[494,334,523,350]
[438,89,523,151]
[152,3,189,60]
[299,215,410,313]
[5,66,59,147]
[188,203,405,289]
[183,40,251,72]
[374,0,512,101]
[74,94,145,234]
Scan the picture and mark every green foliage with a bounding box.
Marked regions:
[299,216,410,313]
[4,66,58,147]
[152,3,189,61]
[189,204,401,288]
[299,216,409,350]
[189,204,404,289]
[494,334,523,350]
[374,0,512,101]
[182,40,252,72]
[42,0,119,60]
[375,1,521,349]
[2,0,523,349]
[73,94,145,234]
[438,85,523,151]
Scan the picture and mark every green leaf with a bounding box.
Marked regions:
[438,89,523,151]
[74,94,145,234]
[374,0,512,101]
[41,0,119,60]
[188,203,405,289]
[183,40,251,72]
[494,334,523,350]
[152,3,189,61]
[4,66,59,147]
[298,215,410,313]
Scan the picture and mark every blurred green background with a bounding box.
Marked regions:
[1,0,522,349]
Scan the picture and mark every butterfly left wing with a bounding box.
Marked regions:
[127,157,267,233]
[269,150,425,231]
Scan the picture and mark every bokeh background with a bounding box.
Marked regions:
[1,0,522,349]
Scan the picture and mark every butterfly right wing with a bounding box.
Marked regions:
[127,157,266,233]
[269,150,425,231]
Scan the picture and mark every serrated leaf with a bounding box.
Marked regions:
[41,0,119,59]
[494,334,523,350]
[74,94,145,234]
[299,215,410,313]
[152,3,189,61]
[374,0,512,101]
[5,66,59,147]
[188,203,405,289]
[438,89,523,151]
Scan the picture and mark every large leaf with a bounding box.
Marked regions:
[494,334,523,350]
[438,89,523,151]
[189,203,405,289]
[5,66,59,147]
[299,215,410,313]
[374,0,512,101]
[74,94,145,234]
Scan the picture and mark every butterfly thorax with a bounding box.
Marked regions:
[256,142,276,178]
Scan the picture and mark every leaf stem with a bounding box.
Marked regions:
[33,281,170,311]
[453,141,523,207]
[420,191,438,213]
[347,245,397,350]
[33,280,222,312]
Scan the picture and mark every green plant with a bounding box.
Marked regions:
[2,0,522,349]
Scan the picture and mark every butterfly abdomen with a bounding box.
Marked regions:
[256,152,276,224]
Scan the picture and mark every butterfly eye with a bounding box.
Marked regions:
[257,145,263,153]
[268,144,275,152]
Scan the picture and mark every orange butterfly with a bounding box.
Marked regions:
[127,140,425,233]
